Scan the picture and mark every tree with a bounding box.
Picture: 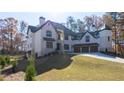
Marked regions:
[4,18,18,52]
[84,15,104,31]
[104,12,124,56]
[104,12,119,55]
[0,17,27,53]
[0,19,7,52]
[66,16,78,32]
[113,12,124,56]
[84,16,93,31]
[103,13,114,29]
[20,21,28,33]
[77,19,85,32]
[66,16,75,28]
[18,21,28,52]
[14,33,22,52]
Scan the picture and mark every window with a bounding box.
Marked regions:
[46,41,53,48]
[108,36,110,42]
[64,35,69,40]
[46,31,52,37]
[64,44,69,50]
[85,35,90,42]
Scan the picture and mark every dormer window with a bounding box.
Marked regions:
[85,35,90,42]
[46,30,52,37]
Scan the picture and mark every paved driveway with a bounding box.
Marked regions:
[69,52,124,63]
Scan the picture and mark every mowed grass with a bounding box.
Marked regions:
[35,54,124,80]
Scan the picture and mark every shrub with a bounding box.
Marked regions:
[27,56,35,65]
[12,61,17,73]
[25,56,36,81]
[25,65,36,81]
[5,56,11,65]
[0,56,6,69]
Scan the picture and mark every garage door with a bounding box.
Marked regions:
[82,46,89,52]
[90,46,98,52]
[74,47,80,53]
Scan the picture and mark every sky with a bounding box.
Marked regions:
[0,12,105,26]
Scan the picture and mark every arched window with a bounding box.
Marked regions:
[85,35,90,42]
[46,30,52,37]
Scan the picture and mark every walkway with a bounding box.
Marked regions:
[69,52,124,63]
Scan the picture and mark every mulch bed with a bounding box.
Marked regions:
[4,71,25,81]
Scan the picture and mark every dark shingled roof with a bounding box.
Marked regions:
[73,31,100,40]
[27,20,111,40]
[50,21,76,36]
[104,24,112,30]
[27,21,49,34]
[28,25,39,33]
[27,20,76,36]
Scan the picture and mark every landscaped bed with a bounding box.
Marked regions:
[1,54,124,81]
[35,54,124,80]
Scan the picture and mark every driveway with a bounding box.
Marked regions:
[68,52,124,63]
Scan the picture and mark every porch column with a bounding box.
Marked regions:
[89,46,90,52]
[80,47,82,53]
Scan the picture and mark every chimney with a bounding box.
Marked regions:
[39,16,45,26]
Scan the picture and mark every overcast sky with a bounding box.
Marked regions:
[0,12,105,26]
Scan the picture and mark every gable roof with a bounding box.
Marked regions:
[74,31,100,40]
[50,21,75,36]
[27,21,50,34]
[27,20,75,36]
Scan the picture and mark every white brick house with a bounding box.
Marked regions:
[27,17,112,57]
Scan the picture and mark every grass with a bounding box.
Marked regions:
[10,55,23,62]
[35,54,124,80]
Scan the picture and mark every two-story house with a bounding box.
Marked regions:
[27,17,112,57]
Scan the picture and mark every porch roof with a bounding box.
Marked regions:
[73,43,99,47]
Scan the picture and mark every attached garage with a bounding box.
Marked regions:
[82,46,89,52]
[74,47,81,53]
[73,43,99,53]
[90,46,98,52]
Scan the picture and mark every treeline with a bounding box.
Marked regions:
[0,17,28,54]
[62,15,104,32]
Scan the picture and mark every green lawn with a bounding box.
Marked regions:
[35,54,124,80]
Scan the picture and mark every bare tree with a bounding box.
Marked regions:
[4,18,18,53]
[84,15,104,31]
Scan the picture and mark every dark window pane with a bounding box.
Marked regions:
[46,31,52,37]
[46,41,53,48]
